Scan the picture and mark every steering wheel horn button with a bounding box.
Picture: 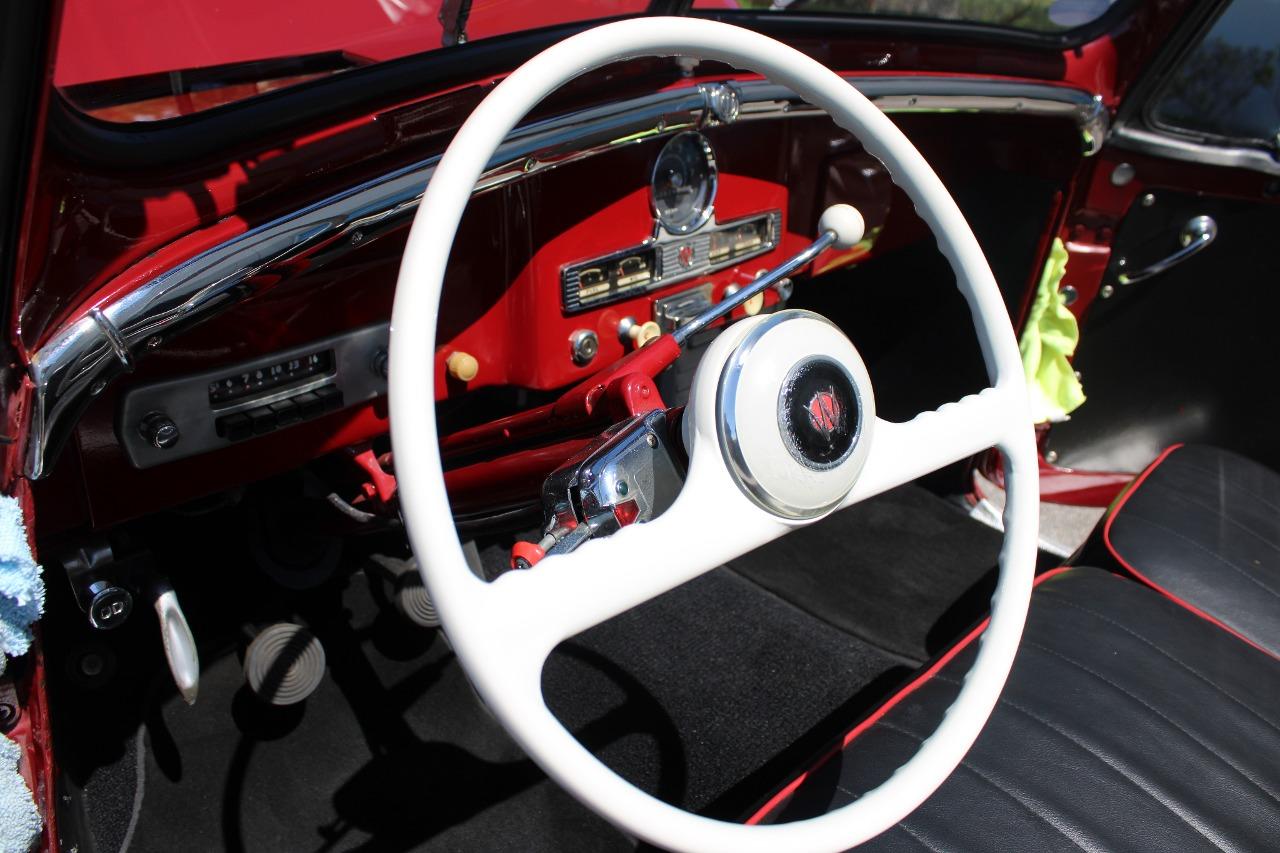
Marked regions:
[780,358,859,470]
[716,310,874,519]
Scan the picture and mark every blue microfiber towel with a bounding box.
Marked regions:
[0,496,43,676]
[0,735,39,852]
[0,495,44,851]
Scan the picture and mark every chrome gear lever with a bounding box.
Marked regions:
[670,203,865,346]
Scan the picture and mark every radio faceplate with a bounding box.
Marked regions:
[118,324,389,469]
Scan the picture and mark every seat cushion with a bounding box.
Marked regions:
[1106,444,1280,656]
[751,568,1280,851]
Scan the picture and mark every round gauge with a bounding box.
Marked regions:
[651,131,717,235]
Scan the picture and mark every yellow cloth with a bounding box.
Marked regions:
[1019,238,1085,423]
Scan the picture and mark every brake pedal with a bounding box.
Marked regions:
[244,622,326,705]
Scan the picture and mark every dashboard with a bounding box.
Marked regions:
[33,71,1096,533]
[37,110,894,529]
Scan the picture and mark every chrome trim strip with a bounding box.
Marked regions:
[25,76,1106,479]
[1111,125,1280,177]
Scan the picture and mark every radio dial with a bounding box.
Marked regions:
[139,412,180,450]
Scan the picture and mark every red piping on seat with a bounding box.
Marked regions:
[746,566,1077,825]
[1102,443,1277,660]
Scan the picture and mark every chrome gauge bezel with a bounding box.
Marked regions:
[650,131,718,236]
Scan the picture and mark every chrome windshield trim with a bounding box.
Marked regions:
[25,76,1105,479]
[1110,124,1280,177]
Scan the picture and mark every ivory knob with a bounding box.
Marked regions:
[445,351,479,382]
[629,320,661,348]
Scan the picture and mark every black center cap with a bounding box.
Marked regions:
[778,358,859,470]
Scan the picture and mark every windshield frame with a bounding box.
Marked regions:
[49,3,1138,166]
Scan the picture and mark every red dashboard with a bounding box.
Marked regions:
[34,111,896,530]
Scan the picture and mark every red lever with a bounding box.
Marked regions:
[350,446,398,506]
[511,541,546,570]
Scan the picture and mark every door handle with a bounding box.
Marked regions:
[1116,215,1217,285]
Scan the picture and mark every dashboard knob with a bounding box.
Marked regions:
[722,282,765,316]
[618,318,661,349]
[372,347,389,379]
[139,412,180,450]
[446,351,479,382]
[569,329,599,366]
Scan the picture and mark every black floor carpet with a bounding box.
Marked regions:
[728,486,1005,664]
[49,483,1002,851]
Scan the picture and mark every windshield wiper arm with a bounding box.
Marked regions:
[439,0,474,47]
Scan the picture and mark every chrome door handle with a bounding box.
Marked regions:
[1116,215,1217,285]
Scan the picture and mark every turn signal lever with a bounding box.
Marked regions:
[511,408,685,569]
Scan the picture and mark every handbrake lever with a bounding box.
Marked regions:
[152,579,200,704]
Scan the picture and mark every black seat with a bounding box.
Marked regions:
[1105,444,1280,656]
[751,568,1280,850]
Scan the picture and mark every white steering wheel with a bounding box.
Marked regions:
[390,17,1038,853]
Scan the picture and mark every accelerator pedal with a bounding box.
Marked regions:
[367,554,440,628]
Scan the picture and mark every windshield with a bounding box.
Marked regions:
[56,0,1120,123]
[55,0,652,122]
[697,0,1119,32]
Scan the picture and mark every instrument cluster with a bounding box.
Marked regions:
[561,131,783,313]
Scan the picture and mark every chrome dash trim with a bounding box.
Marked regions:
[25,76,1106,479]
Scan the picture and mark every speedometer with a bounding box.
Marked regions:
[650,131,717,235]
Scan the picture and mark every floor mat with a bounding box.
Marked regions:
[727,485,1005,663]
[55,550,903,851]
[545,569,905,821]
[51,484,1009,850]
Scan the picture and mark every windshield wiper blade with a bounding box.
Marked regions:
[645,0,695,13]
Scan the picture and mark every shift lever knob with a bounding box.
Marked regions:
[818,204,866,250]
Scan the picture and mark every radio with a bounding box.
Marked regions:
[118,324,389,469]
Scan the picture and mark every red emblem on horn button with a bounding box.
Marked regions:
[807,387,843,441]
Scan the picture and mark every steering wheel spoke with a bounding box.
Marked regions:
[848,385,1021,505]
[480,449,792,654]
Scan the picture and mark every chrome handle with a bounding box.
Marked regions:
[154,581,200,704]
[671,229,837,346]
[671,203,865,346]
[1116,215,1217,285]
